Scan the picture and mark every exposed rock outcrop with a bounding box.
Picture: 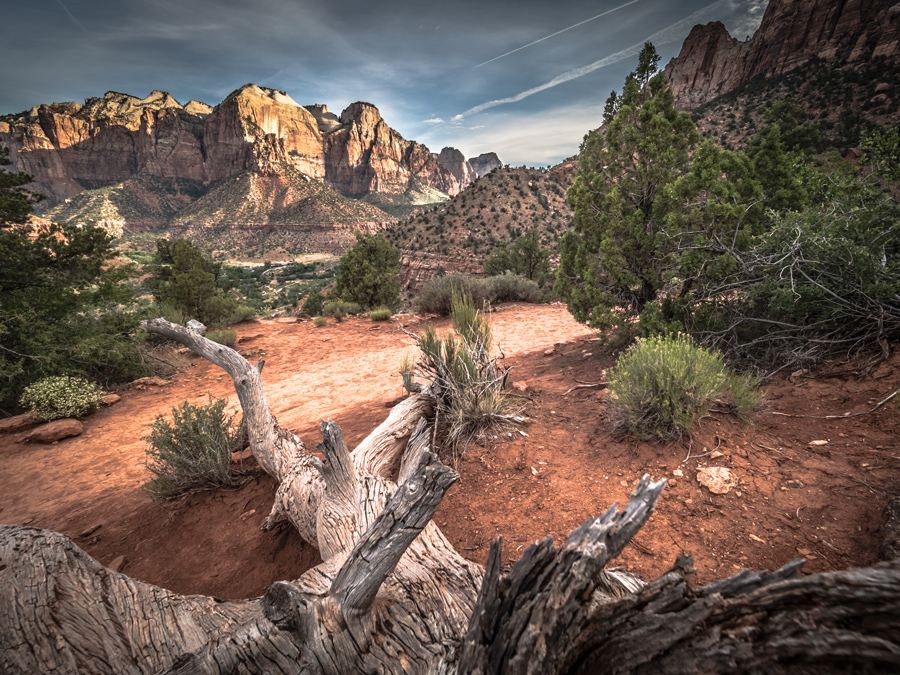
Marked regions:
[436,147,478,186]
[467,152,502,178]
[665,0,900,110]
[0,85,485,215]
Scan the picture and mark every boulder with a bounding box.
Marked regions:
[24,419,84,443]
[0,413,38,433]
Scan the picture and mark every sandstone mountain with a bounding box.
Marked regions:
[0,85,488,245]
[467,152,502,178]
[665,0,900,110]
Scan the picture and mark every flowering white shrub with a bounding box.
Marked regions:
[19,376,105,421]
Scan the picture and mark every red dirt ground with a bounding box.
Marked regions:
[1,303,898,599]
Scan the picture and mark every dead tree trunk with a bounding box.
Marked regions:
[2,318,899,674]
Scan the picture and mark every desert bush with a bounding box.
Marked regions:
[313,316,327,327]
[413,273,541,316]
[369,308,391,321]
[225,305,257,324]
[407,292,522,458]
[19,376,105,421]
[142,395,245,500]
[606,334,763,440]
[206,328,237,347]
[301,291,325,318]
[484,272,542,304]
[323,300,362,317]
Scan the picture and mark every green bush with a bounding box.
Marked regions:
[19,376,105,421]
[413,273,541,316]
[369,308,392,321]
[484,272,542,304]
[226,305,257,324]
[301,291,325,317]
[142,395,245,499]
[206,328,237,347]
[606,334,764,440]
[323,300,362,317]
[331,232,401,309]
[313,316,327,327]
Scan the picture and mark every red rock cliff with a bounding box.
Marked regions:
[665,0,900,109]
[0,86,478,204]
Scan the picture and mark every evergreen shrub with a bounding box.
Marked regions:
[19,376,105,421]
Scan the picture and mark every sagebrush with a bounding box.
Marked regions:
[206,328,237,347]
[414,272,540,316]
[19,376,105,421]
[142,394,246,499]
[606,334,764,440]
[406,292,523,459]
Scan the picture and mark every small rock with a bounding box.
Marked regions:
[513,381,529,392]
[596,389,610,402]
[231,448,253,463]
[749,534,766,544]
[582,352,592,358]
[785,479,804,488]
[543,348,555,356]
[239,509,257,521]
[673,469,684,477]
[25,419,84,443]
[102,394,121,406]
[108,555,126,573]
[697,466,736,495]
[797,547,813,556]
[809,440,828,446]
[710,449,725,459]
[130,376,171,389]
[0,413,38,433]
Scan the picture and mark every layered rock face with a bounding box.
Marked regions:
[467,152,502,177]
[0,85,478,206]
[435,147,478,186]
[322,103,465,196]
[665,0,900,109]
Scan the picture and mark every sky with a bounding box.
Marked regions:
[0,0,767,166]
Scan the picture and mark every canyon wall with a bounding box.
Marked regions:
[665,0,900,109]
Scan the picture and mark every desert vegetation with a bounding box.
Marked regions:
[558,43,900,371]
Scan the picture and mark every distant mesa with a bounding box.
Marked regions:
[664,0,900,109]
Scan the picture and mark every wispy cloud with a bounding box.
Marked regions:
[54,0,89,33]
[454,0,728,121]
[474,0,642,69]
[423,117,444,124]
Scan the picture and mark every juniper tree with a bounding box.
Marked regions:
[556,43,701,335]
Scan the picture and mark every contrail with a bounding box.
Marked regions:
[474,0,642,69]
[454,0,726,121]
[55,0,90,33]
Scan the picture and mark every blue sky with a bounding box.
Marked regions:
[0,1,766,165]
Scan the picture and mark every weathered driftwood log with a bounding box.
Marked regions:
[2,318,899,674]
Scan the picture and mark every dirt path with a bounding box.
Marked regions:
[1,303,897,599]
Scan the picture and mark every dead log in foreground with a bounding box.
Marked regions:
[1,318,898,673]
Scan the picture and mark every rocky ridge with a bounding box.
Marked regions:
[1,85,486,239]
[665,0,900,110]
[467,152,502,178]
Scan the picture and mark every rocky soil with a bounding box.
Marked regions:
[1,303,897,599]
